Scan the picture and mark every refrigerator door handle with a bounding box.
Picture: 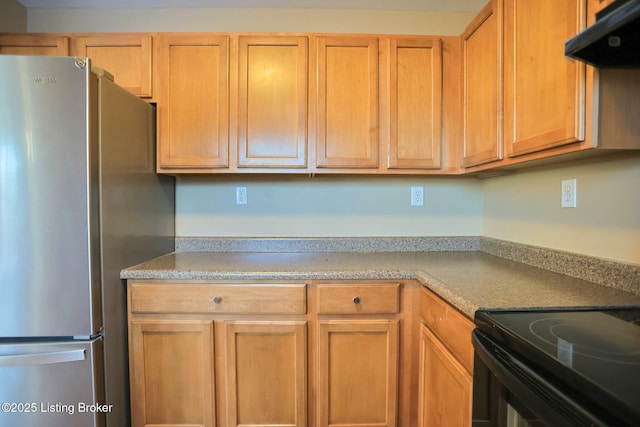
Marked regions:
[0,349,86,367]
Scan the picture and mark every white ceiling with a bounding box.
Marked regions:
[16,0,487,12]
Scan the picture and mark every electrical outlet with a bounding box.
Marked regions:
[561,179,576,208]
[236,186,247,205]
[411,186,424,206]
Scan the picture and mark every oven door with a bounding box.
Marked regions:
[471,329,612,427]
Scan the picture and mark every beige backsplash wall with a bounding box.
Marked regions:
[17,4,640,265]
[25,8,476,34]
[176,176,483,237]
[483,154,640,265]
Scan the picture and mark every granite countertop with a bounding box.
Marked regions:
[121,250,640,318]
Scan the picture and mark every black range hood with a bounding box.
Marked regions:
[565,0,640,67]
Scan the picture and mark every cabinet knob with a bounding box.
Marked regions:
[352,296,361,304]
[213,296,222,304]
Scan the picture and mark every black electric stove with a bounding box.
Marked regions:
[473,308,640,427]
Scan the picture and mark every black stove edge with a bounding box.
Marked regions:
[472,307,640,427]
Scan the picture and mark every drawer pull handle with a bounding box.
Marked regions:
[213,296,222,304]
[352,296,361,304]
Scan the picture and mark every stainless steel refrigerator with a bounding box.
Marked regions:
[0,55,175,427]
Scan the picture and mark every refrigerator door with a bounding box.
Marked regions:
[0,55,101,338]
[0,339,105,427]
[96,71,175,427]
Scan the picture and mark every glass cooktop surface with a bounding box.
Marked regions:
[475,308,640,423]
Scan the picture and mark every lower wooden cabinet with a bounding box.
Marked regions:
[128,280,471,427]
[418,324,472,427]
[318,320,399,427]
[129,319,216,427]
[225,321,307,426]
[315,282,401,426]
[128,282,307,427]
[417,287,474,427]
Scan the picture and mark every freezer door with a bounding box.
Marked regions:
[0,55,101,337]
[0,339,105,427]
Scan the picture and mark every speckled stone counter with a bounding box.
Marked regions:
[122,249,640,318]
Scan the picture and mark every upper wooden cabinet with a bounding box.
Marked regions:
[461,0,640,173]
[9,26,636,175]
[156,34,311,173]
[315,36,380,169]
[387,37,442,170]
[503,0,586,157]
[237,36,308,169]
[72,34,153,98]
[314,35,449,173]
[155,34,230,171]
[461,1,502,168]
[0,33,152,99]
[0,34,69,56]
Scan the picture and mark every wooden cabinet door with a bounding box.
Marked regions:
[504,0,586,157]
[318,320,398,427]
[156,34,229,170]
[0,34,69,56]
[238,36,308,168]
[461,1,503,168]
[388,37,442,170]
[315,36,379,169]
[224,321,307,427]
[418,324,472,427]
[72,34,153,98]
[129,320,215,427]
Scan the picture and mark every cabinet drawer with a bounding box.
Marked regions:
[420,287,474,373]
[317,283,400,314]
[130,283,307,315]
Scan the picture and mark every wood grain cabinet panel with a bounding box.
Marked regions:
[128,279,420,427]
[317,283,399,314]
[315,36,379,169]
[130,283,307,315]
[388,37,442,170]
[318,320,399,427]
[0,34,69,56]
[504,0,586,157]
[156,34,229,170]
[420,286,474,373]
[128,282,309,427]
[417,324,472,427]
[129,320,215,427]
[237,36,308,168]
[418,287,474,427]
[72,34,153,98]
[461,0,503,168]
[224,321,307,427]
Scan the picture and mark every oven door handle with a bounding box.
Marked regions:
[472,330,610,427]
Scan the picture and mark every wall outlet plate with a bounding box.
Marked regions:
[561,179,576,208]
[411,186,424,206]
[236,186,247,205]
